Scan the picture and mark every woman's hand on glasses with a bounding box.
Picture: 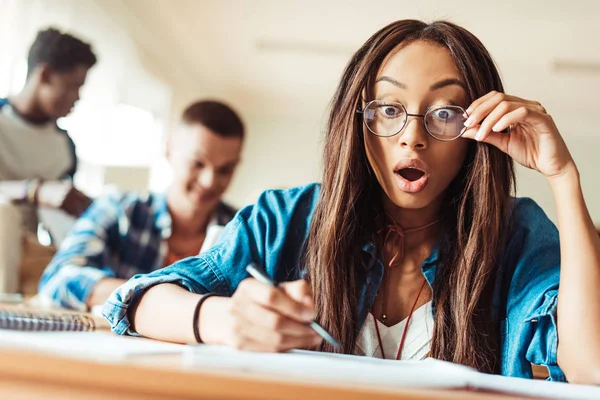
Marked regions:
[462,91,575,179]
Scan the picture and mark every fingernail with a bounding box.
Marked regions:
[303,309,315,320]
[464,116,475,127]
[492,123,501,132]
[475,129,483,141]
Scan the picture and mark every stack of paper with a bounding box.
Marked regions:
[185,345,600,400]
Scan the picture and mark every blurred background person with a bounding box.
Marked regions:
[0,27,96,294]
[39,100,244,310]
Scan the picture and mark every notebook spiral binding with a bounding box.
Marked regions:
[0,307,96,331]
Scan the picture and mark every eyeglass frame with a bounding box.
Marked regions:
[356,100,470,142]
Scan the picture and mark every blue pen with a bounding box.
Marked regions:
[245,263,341,350]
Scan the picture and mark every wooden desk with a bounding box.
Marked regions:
[0,333,540,400]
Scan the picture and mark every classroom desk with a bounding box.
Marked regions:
[0,332,541,400]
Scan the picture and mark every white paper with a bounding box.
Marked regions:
[0,330,186,360]
[185,345,474,389]
[472,373,600,400]
[185,345,600,400]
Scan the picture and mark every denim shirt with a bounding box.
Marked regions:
[103,183,563,381]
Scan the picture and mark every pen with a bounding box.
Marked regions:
[245,263,341,349]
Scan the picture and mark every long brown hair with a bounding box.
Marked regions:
[304,20,515,374]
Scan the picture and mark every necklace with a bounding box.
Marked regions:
[371,216,438,359]
[374,279,427,359]
[376,217,438,323]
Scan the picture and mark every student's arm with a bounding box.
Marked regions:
[0,180,91,217]
[38,195,124,310]
[465,91,600,384]
[549,166,600,384]
[103,186,322,350]
[507,170,600,385]
[132,280,319,348]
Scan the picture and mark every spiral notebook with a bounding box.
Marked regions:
[0,304,110,332]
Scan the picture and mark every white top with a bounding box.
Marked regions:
[0,104,74,231]
[0,104,73,181]
[354,301,433,360]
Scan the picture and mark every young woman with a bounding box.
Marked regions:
[103,20,600,383]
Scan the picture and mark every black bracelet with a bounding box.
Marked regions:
[193,293,219,344]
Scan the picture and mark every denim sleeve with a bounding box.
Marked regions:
[505,198,564,382]
[102,184,320,336]
[38,195,121,311]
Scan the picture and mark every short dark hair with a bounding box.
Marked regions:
[27,28,97,77]
[182,100,245,139]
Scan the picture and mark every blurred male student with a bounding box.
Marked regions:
[0,28,96,293]
[39,100,245,310]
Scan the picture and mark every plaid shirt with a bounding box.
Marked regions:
[38,192,237,310]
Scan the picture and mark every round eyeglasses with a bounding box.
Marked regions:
[357,100,469,142]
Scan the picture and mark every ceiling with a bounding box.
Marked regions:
[118,0,600,137]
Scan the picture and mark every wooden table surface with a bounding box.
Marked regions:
[0,332,543,400]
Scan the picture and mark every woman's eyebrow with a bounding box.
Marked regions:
[375,76,407,89]
[430,78,467,91]
[375,76,467,92]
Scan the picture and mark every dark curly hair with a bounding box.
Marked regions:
[27,27,97,77]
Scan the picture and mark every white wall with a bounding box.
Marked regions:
[223,114,324,207]
[517,136,600,224]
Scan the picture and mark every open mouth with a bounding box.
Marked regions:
[397,167,425,182]
[393,161,429,194]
